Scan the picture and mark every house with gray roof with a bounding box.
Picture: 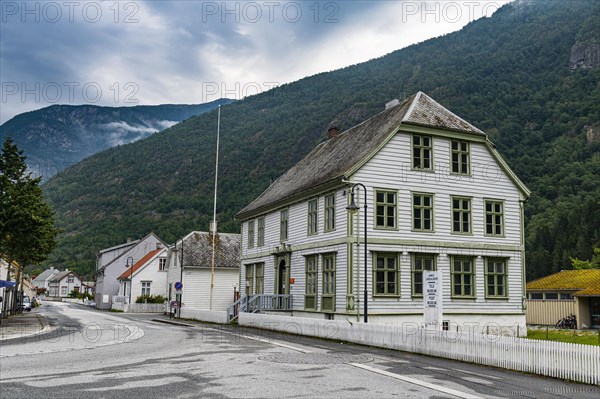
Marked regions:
[32,266,61,291]
[166,231,240,320]
[48,269,83,298]
[236,92,530,335]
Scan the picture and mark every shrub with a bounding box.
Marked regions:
[135,294,166,304]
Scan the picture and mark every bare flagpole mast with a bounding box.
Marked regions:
[210,105,221,310]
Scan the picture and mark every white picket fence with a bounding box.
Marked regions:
[239,313,600,385]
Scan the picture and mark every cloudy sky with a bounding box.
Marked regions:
[0,0,509,124]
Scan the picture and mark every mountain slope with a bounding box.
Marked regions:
[0,99,232,179]
[41,0,599,280]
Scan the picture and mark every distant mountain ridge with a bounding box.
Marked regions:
[39,0,600,280]
[0,99,233,179]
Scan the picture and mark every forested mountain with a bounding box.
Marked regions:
[0,99,232,179]
[40,0,599,280]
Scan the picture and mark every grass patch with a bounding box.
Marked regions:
[526,328,600,346]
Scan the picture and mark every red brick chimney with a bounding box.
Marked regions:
[328,126,340,139]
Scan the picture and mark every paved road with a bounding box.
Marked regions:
[1,302,599,398]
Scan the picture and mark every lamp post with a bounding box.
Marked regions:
[175,238,184,318]
[346,183,368,323]
[126,256,134,305]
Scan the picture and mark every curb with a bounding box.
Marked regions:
[0,314,52,342]
[151,318,195,327]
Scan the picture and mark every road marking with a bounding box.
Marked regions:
[201,325,311,353]
[350,363,483,399]
[453,368,501,380]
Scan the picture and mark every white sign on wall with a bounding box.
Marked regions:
[423,270,442,326]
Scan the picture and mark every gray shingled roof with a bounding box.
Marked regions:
[181,232,240,269]
[33,268,60,283]
[48,270,79,282]
[236,92,485,219]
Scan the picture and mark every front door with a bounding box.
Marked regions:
[277,258,286,295]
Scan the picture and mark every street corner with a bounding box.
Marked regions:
[0,310,48,342]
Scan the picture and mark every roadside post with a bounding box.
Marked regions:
[174,281,183,318]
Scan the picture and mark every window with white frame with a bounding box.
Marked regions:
[159,258,167,271]
[141,281,151,296]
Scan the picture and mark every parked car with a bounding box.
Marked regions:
[21,296,32,311]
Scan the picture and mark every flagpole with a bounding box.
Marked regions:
[210,105,221,310]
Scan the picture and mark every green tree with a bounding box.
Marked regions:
[571,247,600,270]
[0,138,58,314]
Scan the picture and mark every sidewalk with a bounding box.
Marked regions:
[0,310,47,341]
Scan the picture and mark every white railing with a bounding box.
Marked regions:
[239,313,600,385]
[227,295,293,323]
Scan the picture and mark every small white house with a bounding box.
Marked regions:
[32,266,61,292]
[95,232,166,309]
[236,92,530,335]
[117,248,168,303]
[48,270,83,298]
[167,231,240,321]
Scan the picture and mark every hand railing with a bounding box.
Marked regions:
[227,294,293,323]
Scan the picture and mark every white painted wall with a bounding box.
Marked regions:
[95,234,164,309]
[118,252,168,302]
[48,273,83,297]
[183,268,239,311]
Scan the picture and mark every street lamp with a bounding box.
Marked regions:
[346,183,368,323]
[126,256,134,305]
[174,238,184,318]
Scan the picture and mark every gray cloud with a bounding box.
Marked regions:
[0,1,508,124]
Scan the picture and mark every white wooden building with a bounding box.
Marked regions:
[32,266,61,292]
[117,248,168,303]
[48,270,83,298]
[236,92,530,334]
[95,232,166,309]
[167,231,240,317]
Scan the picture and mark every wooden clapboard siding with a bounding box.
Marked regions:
[526,300,577,325]
[183,268,239,311]
[352,131,522,245]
